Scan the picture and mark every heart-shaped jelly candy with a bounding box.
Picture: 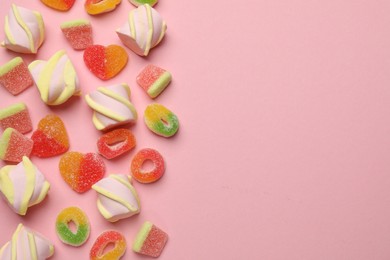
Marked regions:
[41,0,75,11]
[31,114,69,158]
[59,152,105,193]
[83,45,128,80]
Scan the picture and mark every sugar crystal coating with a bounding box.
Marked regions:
[90,230,126,260]
[133,221,168,257]
[61,20,93,50]
[144,103,179,137]
[131,148,165,183]
[0,103,32,134]
[41,0,75,11]
[97,128,136,159]
[56,206,90,246]
[83,44,128,80]
[136,64,172,98]
[31,114,69,158]
[0,128,33,162]
[85,0,122,15]
[59,152,105,193]
[0,57,34,95]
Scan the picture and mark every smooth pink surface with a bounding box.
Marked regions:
[1,1,390,259]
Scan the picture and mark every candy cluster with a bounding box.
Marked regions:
[0,1,177,259]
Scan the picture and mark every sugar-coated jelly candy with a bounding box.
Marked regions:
[59,152,105,193]
[129,0,158,7]
[144,103,179,137]
[90,230,126,260]
[85,83,137,131]
[0,102,32,134]
[84,44,128,80]
[1,4,45,54]
[29,50,81,106]
[131,148,165,183]
[85,0,121,15]
[61,19,93,50]
[116,4,166,56]
[132,221,168,258]
[0,57,34,95]
[97,128,136,159]
[31,114,69,158]
[41,0,75,11]
[92,174,141,222]
[137,64,172,98]
[0,128,33,163]
[0,224,54,259]
[56,206,90,246]
[0,157,50,215]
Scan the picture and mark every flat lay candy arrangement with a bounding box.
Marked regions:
[0,1,178,259]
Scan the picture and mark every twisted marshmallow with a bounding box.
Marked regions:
[1,4,45,54]
[29,50,80,106]
[116,4,167,56]
[85,83,137,131]
[0,156,50,215]
[0,223,54,260]
[92,174,141,222]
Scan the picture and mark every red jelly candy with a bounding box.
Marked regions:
[61,19,93,50]
[0,128,33,162]
[132,221,168,258]
[0,103,32,134]
[0,57,33,95]
[59,152,105,193]
[97,128,136,159]
[31,114,69,158]
[83,44,128,80]
[90,230,126,260]
[131,148,165,183]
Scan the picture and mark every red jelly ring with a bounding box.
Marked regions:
[131,148,165,183]
[97,128,136,159]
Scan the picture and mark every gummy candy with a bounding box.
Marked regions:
[97,128,136,159]
[144,103,179,137]
[0,224,54,259]
[61,19,93,50]
[132,221,168,257]
[129,0,158,7]
[56,206,90,246]
[0,102,32,134]
[41,0,75,11]
[83,44,128,80]
[0,157,50,215]
[0,128,33,163]
[0,57,33,95]
[92,174,140,222]
[31,114,69,158]
[131,148,165,183]
[85,0,121,15]
[90,230,126,260]
[59,152,105,193]
[85,84,137,131]
[136,64,172,98]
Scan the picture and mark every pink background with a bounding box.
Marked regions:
[1,0,390,259]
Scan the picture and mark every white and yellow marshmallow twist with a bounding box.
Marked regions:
[85,83,138,131]
[29,50,81,106]
[0,156,50,215]
[92,174,141,222]
[0,223,54,260]
[116,4,167,56]
[1,4,45,54]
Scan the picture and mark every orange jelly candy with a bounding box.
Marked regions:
[59,152,105,193]
[84,45,128,80]
[31,114,69,158]
[85,0,121,15]
[41,0,75,11]
[131,148,165,183]
[97,128,136,159]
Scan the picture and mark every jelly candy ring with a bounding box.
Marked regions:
[131,148,165,183]
[56,206,90,246]
[90,230,127,260]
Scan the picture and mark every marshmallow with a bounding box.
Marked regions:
[29,50,81,106]
[116,4,166,56]
[0,156,50,215]
[85,83,137,131]
[0,223,54,260]
[1,4,45,54]
[92,174,141,222]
